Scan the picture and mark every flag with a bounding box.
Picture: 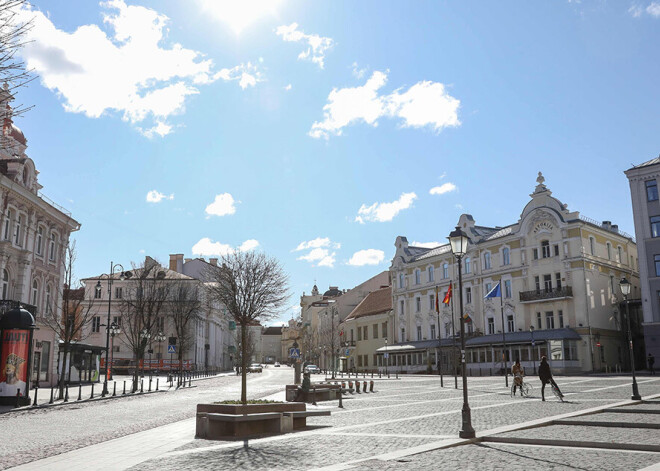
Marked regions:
[443,282,452,304]
[485,281,502,299]
[435,286,439,313]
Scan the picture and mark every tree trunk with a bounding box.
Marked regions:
[241,323,247,404]
[58,343,68,400]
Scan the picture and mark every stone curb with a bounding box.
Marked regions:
[552,419,660,429]
[480,436,660,453]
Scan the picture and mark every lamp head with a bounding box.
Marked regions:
[448,226,469,257]
[619,277,631,297]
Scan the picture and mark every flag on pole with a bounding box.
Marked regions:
[435,286,439,313]
[484,281,502,298]
[443,282,452,304]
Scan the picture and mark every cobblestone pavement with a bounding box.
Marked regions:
[5,372,660,470]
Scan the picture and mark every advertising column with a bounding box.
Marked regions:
[0,307,36,406]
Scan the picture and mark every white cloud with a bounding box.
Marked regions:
[205,193,237,217]
[284,83,292,91]
[199,0,283,34]
[309,71,460,139]
[296,247,336,268]
[146,190,174,203]
[347,249,385,266]
[293,237,341,252]
[647,2,660,16]
[351,62,367,79]
[17,1,263,137]
[411,241,441,249]
[355,192,417,223]
[629,4,644,16]
[455,204,464,210]
[192,237,259,256]
[429,182,457,195]
[275,23,334,69]
[629,2,660,17]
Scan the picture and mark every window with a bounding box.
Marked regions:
[555,273,562,290]
[36,227,43,255]
[590,237,595,256]
[466,287,472,304]
[428,266,434,282]
[487,317,495,335]
[443,263,449,279]
[485,282,492,295]
[31,280,38,306]
[533,248,539,260]
[484,252,491,270]
[113,345,120,353]
[507,315,514,332]
[382,322,387,338]
[358,356,363,367]
[416,297,421,312]
[558,310,564,328]
[430,324,436,340]
[350,330,354,342]
[606,242,612,260]
[400,300,404,315]
[45,285,51,314]
[541,240,550,258]
[445,322,451,337]
[544,274,552,292]
[554,244,559,256]
[647,179,659,201]
[400,328,405,342]
[115,287,123,299]
[653,254,660,276]
[14,215,21,245]
[357,328,362,341]
[502,247,510,266]
[363,326,368,341]
[429,294,435,310]
[536,312,542,329]
[399,273,404,289]
[112,316,122,327]
[504,280,512,298]
[545,312,554,329]
[415,270,421,285]
[49,234,56,262]
[3,209,10,240]
[464,257,471,274]
[610,275,615,297]
[535,276,541,292]
[94,285,102,299]
[373,324,378,339]
[617,246,623,262]
[417,326,422,341]
[2,269,9,299]
[92,316,101,333]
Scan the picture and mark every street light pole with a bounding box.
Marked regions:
[98,262,124,397]
[620,277,641,400]
[385,337,388,376]
[530,326,536,375]
[449,226,475,439]
[109,322,121,384]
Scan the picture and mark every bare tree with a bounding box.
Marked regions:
[205,251,289,404]
[118,258,171,391]
[234,326,257,369]
[41,241,97,398]
[169,280,201,381]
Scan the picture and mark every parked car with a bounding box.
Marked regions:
[304,364,320,374]
[248,363,263,373]
[274,362,281,367]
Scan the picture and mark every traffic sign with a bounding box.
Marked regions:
[167,345,176,354]
[531,340,536,346]
[384,353,389,359]
[289,347,300,358]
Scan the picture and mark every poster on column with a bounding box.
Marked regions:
[0,329,30,397]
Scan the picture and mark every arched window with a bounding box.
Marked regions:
[3,209,11,240]
[541,240,550,258]
[1,269,8,299]
[589,237,596,256]
[502,247,510,266]
[32,279,38,306]
[606,242,612,260]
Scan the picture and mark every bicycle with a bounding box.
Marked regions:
[551,382,564,402]
[510,376,534,398]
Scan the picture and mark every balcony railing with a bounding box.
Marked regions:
[519,286,573,302]
[0,299,37,317]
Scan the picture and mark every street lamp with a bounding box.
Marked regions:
[384,337,388,376]
[140,328,151,379]
[620,277,641,400]
[108,321,121,383]
[530,326,536,375]
[326,306,339,379]
[448,225,475,439]
[97,262,124,396]
[154,332,166,373]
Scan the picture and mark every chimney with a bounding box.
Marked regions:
[169,254,184,273]
[210,258,218,266]
[602,221,612,230]
[611,224,619,232]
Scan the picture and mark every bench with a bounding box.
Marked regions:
[198,412,286,438]
[283,409,332,429]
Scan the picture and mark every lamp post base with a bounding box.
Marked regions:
[459,404,476,439]
[632,381,642,401]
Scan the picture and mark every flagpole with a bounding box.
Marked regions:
[451,281,458,389]
[436,285,443,387]
[500,282,508,387]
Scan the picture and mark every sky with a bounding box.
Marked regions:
[10,0,660,324]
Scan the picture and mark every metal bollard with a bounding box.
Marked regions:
[78,384,82,401]
[32,387,38,406]
[338,387,344,408]
[312,387,317,405]
[149,379,152,392]
[370,380,374,392]
[189,376,192,387]
[113,382,116,397]
[363,381,367,392]
[49,387,54,404]
[15,389,21,408]
[140,380,144,393]
[356,381,361,393]
[90,383,95,399]
[64,384,69,402]
[396,372,398,379]
[123,381,126,395]
[156,378,159,391]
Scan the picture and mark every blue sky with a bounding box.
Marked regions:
[13,0,660,323]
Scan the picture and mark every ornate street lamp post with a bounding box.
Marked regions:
[97,262,124,397]
[326,306,339,379]
[154,332,166,373]
[448,225,475,439]
[108,321,121,382]
[530,326,536,375]
[140,328,151,380]
[620,277,641,400]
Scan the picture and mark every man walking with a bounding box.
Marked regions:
[649,353,655,376]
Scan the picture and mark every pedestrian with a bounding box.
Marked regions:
[512,359,524,396]
[648,353,655,375]
[538,356,563,401]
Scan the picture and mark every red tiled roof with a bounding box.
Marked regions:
[344,286,391,321]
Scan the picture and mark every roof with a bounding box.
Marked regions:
[344,286,392,321]
[628,156,660,171]
[263,326,283,335]
[323,287,343,297]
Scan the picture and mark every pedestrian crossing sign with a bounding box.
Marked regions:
[168,345,176,354]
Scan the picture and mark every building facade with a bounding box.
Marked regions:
[0,85,80,388]
[387,173,639,375]
[261,326,283,364]
[625,157,660,361]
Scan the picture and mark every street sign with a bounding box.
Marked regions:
[167,345,176,354]
[384,353,389,359]
[596,342,601,347]
[531,340,536,346]
[289,347,300,358]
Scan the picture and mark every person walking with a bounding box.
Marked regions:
[648,354,655,375]
[539,356,563,401]
[512,359,525,396]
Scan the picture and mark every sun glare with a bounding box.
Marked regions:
[199,0,283,34]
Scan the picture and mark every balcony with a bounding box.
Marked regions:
[519,286,573,303]
[0,300,37,317]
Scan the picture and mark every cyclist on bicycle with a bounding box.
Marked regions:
[539,356,563,401]
[512,359,524,396]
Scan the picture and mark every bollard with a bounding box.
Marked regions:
[32,387,38,406]
[312,387,317,405]
[149,379,152,392]
[363,381,367,392]
[140,380,144,393]
[379,372,382,378]
[90,383,95,399]
[338,387,343,408]
[156,378,159,391]
[356,381,361,393]
[370,380,374,392]
[64,384,69,402]
[396,372,398,379]
[49,387,54,404]
[15,389,21,408]
[123,381,126,395]
[388,373,390,378]
[113,382,117,397]
[371,372,374,379]
[78,384,82,401]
